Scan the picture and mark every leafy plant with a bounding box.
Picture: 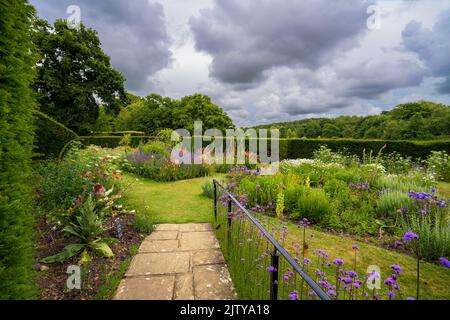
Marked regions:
[376,190,410,218]
[41,196,114,264]
[292,188,334,224]
[427,151,450,182]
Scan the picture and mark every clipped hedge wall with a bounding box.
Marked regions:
[0,0,37,299]
[280,138,450,160]
[79,135,156,148]
[33,110,79,159]
[92,131,145,137]
[78,135,450,161]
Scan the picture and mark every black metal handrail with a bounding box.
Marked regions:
[213,179,331,300]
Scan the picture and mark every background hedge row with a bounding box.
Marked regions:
[33,110,79,159]
[74,136,450,160]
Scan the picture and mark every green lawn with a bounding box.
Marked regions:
[123,174,450,299]
[281,221,450,300]
[438,181,450,198]
[123,174,215,224]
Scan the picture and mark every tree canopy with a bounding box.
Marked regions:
[33,19,127,134]
[254,101,450,140]
[115,93,235,134]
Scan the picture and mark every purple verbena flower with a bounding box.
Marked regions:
[289,291,299,300]
[403,231,419,242]
[390,264,402,275]
[333,259,344,267]
[439,257,450,268]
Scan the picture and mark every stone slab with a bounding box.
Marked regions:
[179,232,220,251]
[193,265,236,300]
[114,275,174,300]
[126,252,190,276]
[155,224,180,231]
[147,231,179,240]
[179,223,213,232]
[192,249,225,266]
[139,240,179,253]
[174,273,194,300]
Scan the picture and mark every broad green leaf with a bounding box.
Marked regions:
[41,244,85,264]
[63,225,83,239]
[78,249,92,265]
[90,241,114,258]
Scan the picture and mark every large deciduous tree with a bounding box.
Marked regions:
[116,93,235,134]
[33,19,127,134]
[0,0,37,299]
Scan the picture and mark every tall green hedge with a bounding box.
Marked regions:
[280,138,450,160]
[33,110,79,159]
[78,135,450,161]
[0,0,37,299]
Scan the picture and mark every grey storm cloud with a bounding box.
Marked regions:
[30,0,172,94]
[189,0,370,86]
[337,59,426,99]
[402,10,450,94]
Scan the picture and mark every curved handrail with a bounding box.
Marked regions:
[213,179,331,300]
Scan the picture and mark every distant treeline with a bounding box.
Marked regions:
[253,101,450,140]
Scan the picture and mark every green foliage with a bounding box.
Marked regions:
[133,214,155,234]
[140,141,169,158]
[291,187,334,223]
[405,214,450,261]
[0,0,37,299]
[41,196,114,264]
[33,110,79,159]
[376,191,411,218]
[201,181,215,199]
[280,138,450,161]
[35,159,88,213]
[116,93,235,134]
[255,101,450,140]
[427,151,450,182]
[125,147,211,182]
[33,19,127,134]
[381,151,413,174]
[36,144,125,226]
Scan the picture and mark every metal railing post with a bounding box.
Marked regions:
[213,180,218,223]
[270,248,279,300]
[227,198,232,245]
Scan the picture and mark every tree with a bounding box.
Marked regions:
[33,19,127,134]
[173,94,235,132]
[116,93,235,134]
[0,0,37,299]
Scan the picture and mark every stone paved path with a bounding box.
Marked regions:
[114,223,237,300]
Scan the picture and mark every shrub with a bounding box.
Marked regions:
[426,151,450,182]
[376,190,411,218]
[133,213,155,234]
[313,145,348,166]
[33,110,79,159]
[382,152,413,174]
[140,141,170,158]
[202,181,215,199]
[0,0,38,299]
[405,214,450,261]
[41,195,114,264]
[35,160,88,213]
[284,138,450,161]
[36,145,124,225]
[245,175,282,207]
[292,188,334,224]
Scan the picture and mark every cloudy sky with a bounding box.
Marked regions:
[31,0,450,126]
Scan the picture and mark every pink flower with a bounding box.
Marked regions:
[94,184,106,196]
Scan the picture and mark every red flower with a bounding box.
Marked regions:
[93,184,106,196]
